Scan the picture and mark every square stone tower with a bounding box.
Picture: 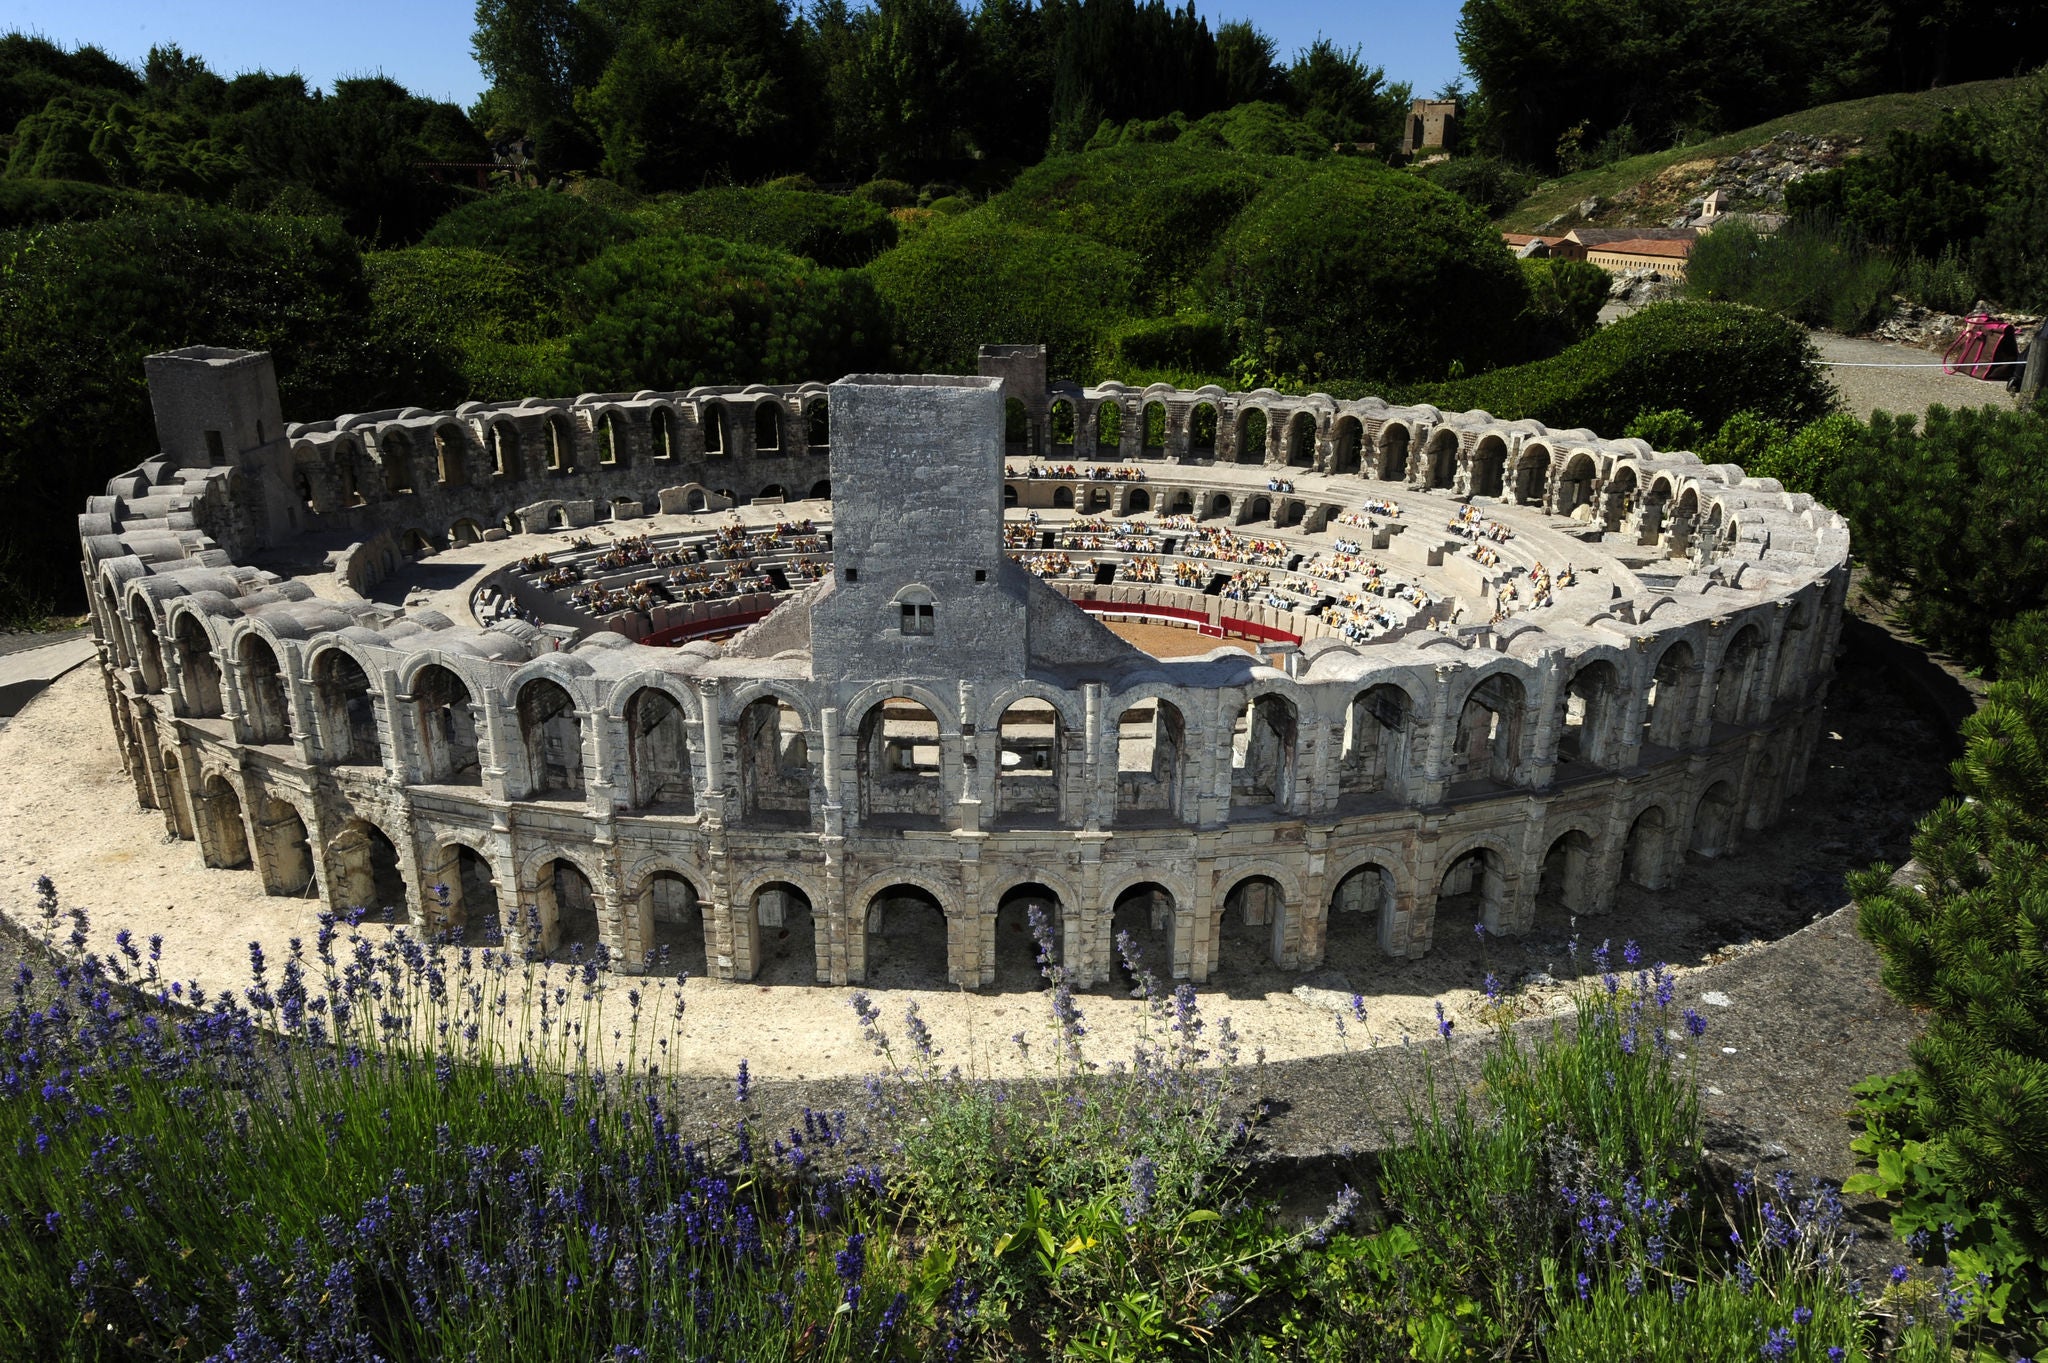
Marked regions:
[807,374,1030,684]
[144,346,286,470]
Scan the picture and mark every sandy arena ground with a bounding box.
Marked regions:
[0,632,1948,1080]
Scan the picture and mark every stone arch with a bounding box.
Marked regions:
[1555,451,1597,517]
[517,677,585,797]
[1603,464,1639,533]
[1712,624,1766,727]
[1451,669,1528,786]
[1331,416,1364,476]
[616,863,705,974]
[128,599,166,692]
[327,816,407,917]
[158,746,195,840]
[1113,694,1189,825]
[1095,400,1123,451]
[1622,803,1673,889]
[1340,682,1416,800]
[596,409,631,467]
[1644,639,1701,749]
[412,663,481,785]
[1637,473,1675,545]
[1538,828,1598,912]
[309,646,381,766]
[1772,597,1814,700]
[625,686,694,811]
[1377,423,1411,481]
[1229,691,1299,814]
[1206,491,1231,520]
[860,878,955,987]
[1244,494,1272,524]
[754,401,783,454]
[1142,401,1168,451]
[249,791,316,897]
[1691,779,1739,857]
[1053,486,1075,510]
[1326,857,1397,964]
[1236,408,1268,464]
[419,837,503,943]
[171,611,224,718]
[194,772,252,869]
[810,479,832,500]
[735,693,811,824]
[1108,879,1180,986]
[450,518,483,545]
[993,696,1065,827]
[1557,658,1624,769]
[1510,445,1549,505]
[543,412,575,473]
[401,528,437,558]
[1049,398,1076,448]
[529,854,602,959]
[650,404,681,460]
[485,419,522,479]
[433,424,468,486]
[1287,411,1318,467]
[1169,489,1194,515]
[1217,872,1289,970]
[805,398,830,448]
[1469,435,1508,498]
[992,879,1063,986]
[1435,840,1512,935]
[236,632,292,744]
[857,694,946,828]
[335,437,368,505]
[741,877,816,984]
[380,429,415,495]
[1425,430,1459,488]
[1189,402,1218,453]
[1127,487,1152,514]
[1747,750,1782,830]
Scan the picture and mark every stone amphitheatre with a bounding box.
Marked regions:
[71,341,1848,1004]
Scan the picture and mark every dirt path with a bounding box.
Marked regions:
[1811,331,2022,422]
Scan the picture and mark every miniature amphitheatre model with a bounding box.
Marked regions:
[79,344,1849,989]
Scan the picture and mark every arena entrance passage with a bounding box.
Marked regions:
[1326,862,1393,969]
[251,795,315,897]
[743,879,814,982]
[994,882,1060,989]
[534,857,601,960]
[1111,882,1177,989]
[1437,847,1508,935]
[422,842,501,944]
[864,884,949,987]
[1216,874,1288,974]
[194,774,251,870]
[1538,830,1597,914]
[632,870,708,976]
[328,818,407,917]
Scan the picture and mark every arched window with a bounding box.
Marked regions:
[895,584,935,636]
[380,430,415,494]
[1143,402,1167,450]
[487,421,521,479]
[1340,684,1410,799]
[858,697,944,828]
[703,403,728,459]
[598,411,628,468]
[1005,397,1030,448]
[1095,401,1123,450]
[1287,411,1317,467]
[238,635,291,744]
[1049,399,1075,447]
[545,415,573,474]
[435,426,467,486]
[1469,437,1508,498]
[518,679,584,796]
[755,402,782,454]
[172,615,223,718]
[805,399,829,448]
[1189,403,1218,452]
[627,688,693,811]
[651,405,678,460]
[1427,431,1459,489]
[1237,409,1268,465]
[413,665,481,785]
[1114,699,1186,824]
[1331,417,1363,475]
[1558,661,1621,768]
[995,699,1063,826]
[1230,694,1297,813]
[737,697,810,824]
[1453,674,1525,786]
[1377,424,1409,481]
[312,651,380,766]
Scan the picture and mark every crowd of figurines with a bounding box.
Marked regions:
[82,347,1847,994]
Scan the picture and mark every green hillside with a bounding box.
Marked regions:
[1501,77,2023,233]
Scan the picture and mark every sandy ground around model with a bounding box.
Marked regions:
[0,640,1948,1080]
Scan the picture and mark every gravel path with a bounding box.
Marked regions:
[1811,331,2022,422]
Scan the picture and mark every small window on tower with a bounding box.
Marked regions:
[205,430,226,465]
[901,602,934,636]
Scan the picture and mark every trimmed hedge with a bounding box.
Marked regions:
[865,215,1141,377]
[1398,301,1835,434]
[421,192,641,276]
[1204,159,1531,385]
[561,233,888,393]
[643,187,898,268]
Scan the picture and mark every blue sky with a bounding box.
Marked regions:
[5,1,1469,110]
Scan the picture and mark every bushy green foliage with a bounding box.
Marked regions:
[866,213,1140,376]
[1515,256,1609,355]
[1175,100,1328,158]
[642,186,898,267]
[1206,159,1530,385]
[1994,611,2048,679]
[1102,311,1230,373]
[560,232,888,393]
[0,204,447,620]
[364,246,567,401]
[1421,153,1539,217]
[0,176,145,228]
[1786,112,2000,262]
[1894,245,1979,315]
[982,140,1287,294]
[1407,301,1834,434]
[1625,408,1707,451]
[1687,218,1896,333]
[1741,411,1864,495]
[1816,407,2048,668]
[852,177,918,208]
[1853,673,2048,1318]
[420,190,640,276]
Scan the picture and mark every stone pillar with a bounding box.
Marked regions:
[1525,649,1566,789]
[1418,663,1460,804]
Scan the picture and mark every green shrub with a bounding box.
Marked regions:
[852,177,917,208]
[364,246,566,400]
[1625,409,1706,451]
[1896,245,1979,315]
[1420,154,1539,218]
[561,232,888,393]
[1102,312,1230,373]
[1993,610,2048,679]
[1515,256,1609,356]
[0,176,144,229]
[1176,101,1328,158]
[1687,217,1897,333]
[982,141,1288,293]
[866,214,1140,377]
[1404,301,1835,435]
[641,186,897,267]
[421,191,641,276]
[1787,112,2000,264]
[1205,159,1531,385]
[1816,406,2048,668]
[1853,673,2048,1317]
[1700,409,1790,467]
[1744,411,1865,496]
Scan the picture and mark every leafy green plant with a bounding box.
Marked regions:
[420,190,641,276]
[1687,217,1897,333]
[641,185,898,268]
